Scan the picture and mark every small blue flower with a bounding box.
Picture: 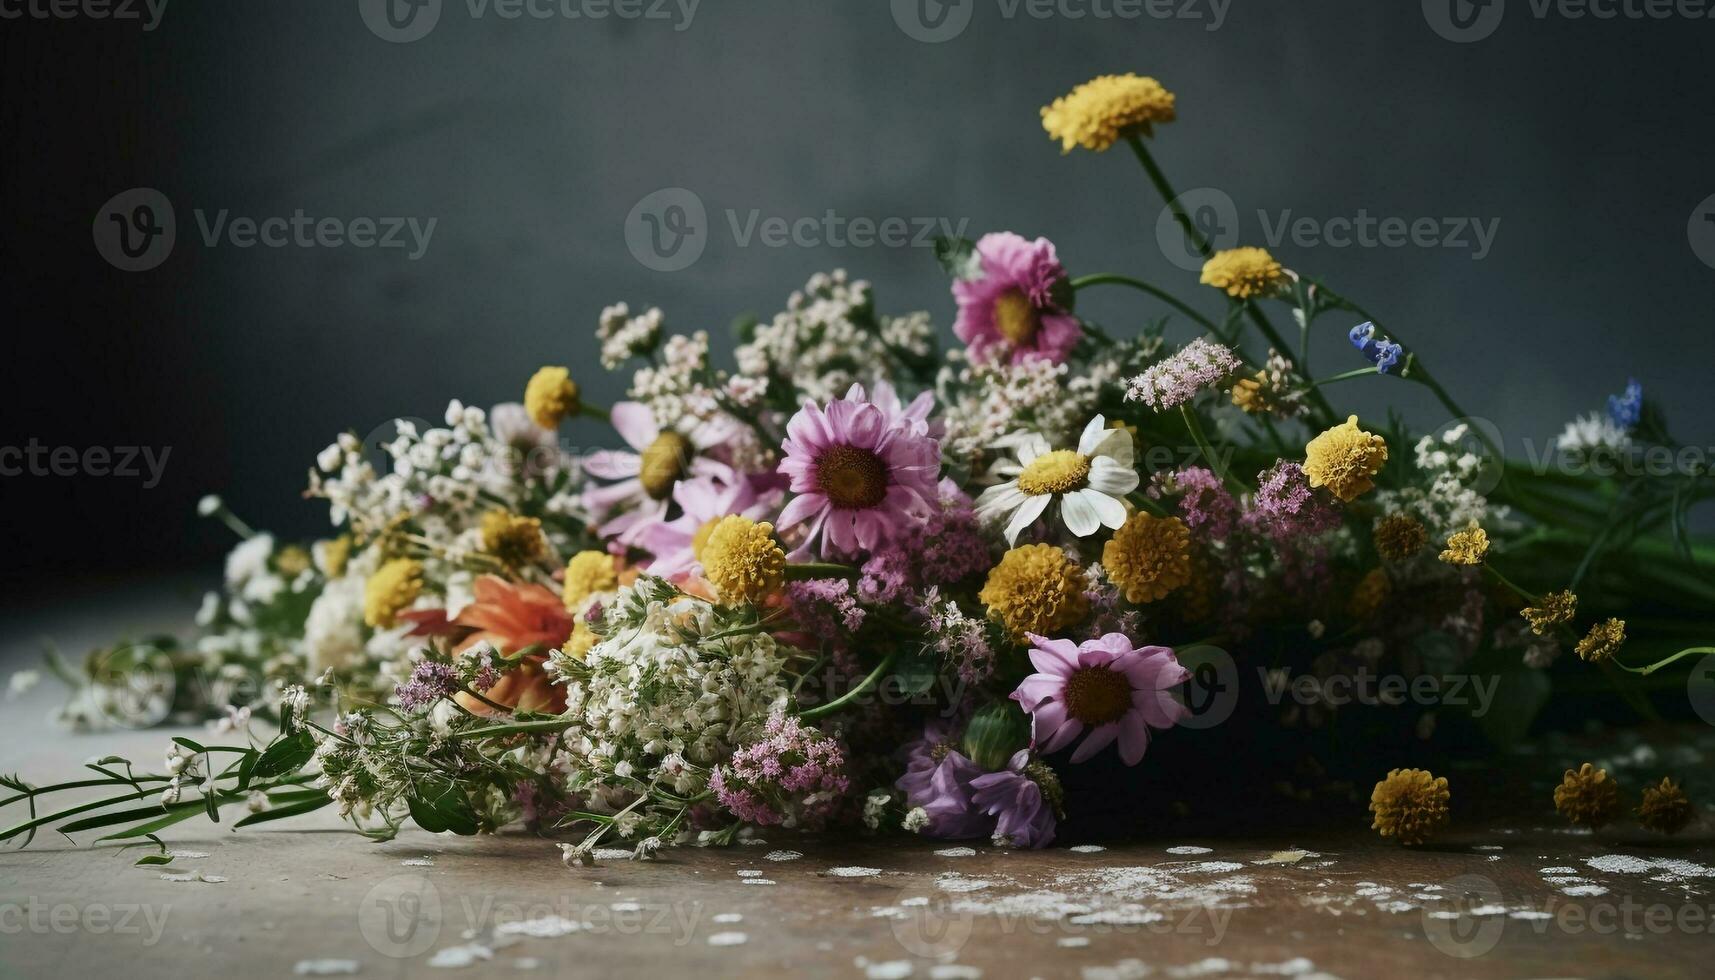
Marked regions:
[1348,321,1404,375]
[1607,378,1643,430]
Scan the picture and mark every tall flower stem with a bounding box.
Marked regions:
[1615,646,1714,677]
[1181,404,1244,492]
[1071,274,1222,335]
[800,649,900,721]
[1124,135,1337,423]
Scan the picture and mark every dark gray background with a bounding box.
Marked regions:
[4,0,1713,601]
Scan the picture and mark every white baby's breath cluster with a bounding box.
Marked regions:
[1556,412,1631,457]
[734,269,934,404]
[546,578,792,835]
[938,355,1106,460]
[598,302,663,369]
[1376,425,1504,568]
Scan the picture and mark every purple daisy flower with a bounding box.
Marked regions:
[777,386,941,559]
[953,232,1082,366]
[968,750,1058,849]
[1011,633,1190,766]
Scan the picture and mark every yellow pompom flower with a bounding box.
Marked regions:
[1521,590,1578,636]
[562,621,599,662]
[1636,777,1694,836]
[699,516,786,606]
[1347,567,1391,621]
[1554,762,1622,828]
[524,366,580,429]
[562,550,619,611]
[1040,73,1176,153]
[1575,618,1627,663]
[364,558,424,628]
[1372,513,1428,562]
[315,535,353,578]
[1369,768,1451,845]
[1303,416,1388,502]
[979,544,1090,641]
[1101,513,1192,604]
[481,509,546,569]
[1200,247,1285,300]
[273,545,312,577]
[1438,523,1490,567]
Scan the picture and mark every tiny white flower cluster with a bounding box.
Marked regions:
[629,329,722,428]
[598,302,663,369]
[1556,412,1631,457]
[160,742,205,806]
[939,356,1106,459]
[548,579,791,832]
[734,270,934,404]
[1377,424,1503,555]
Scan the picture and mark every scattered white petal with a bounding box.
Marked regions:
[401,857,435,868]
[707,932,748,947]
[1165,846,1211,855]
[1058,937,1091,948]
[827,866,883,877]
[1070,845,1107,854]
[428,944,493,968]
[934,847,977,858]
[712,913,743,924]
[764,850,803,862]
[592,848,632,861]
[294,961,359,976]
[860,960,914,979]
[740,878,776,886]
[495,916,584,938]
[930,967,982,979]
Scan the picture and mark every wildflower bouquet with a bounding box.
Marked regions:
[11,74,1712,857]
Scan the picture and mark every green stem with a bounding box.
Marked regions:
[1071,274,1222,335]
[1308,367,1382,388]
[447,717,572,741]
[578,403,611,424]
[1616,646,1715,677]
[1181,404,1244,492]
[785,562,859,581]
[800,649,901,721]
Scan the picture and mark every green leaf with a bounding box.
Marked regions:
[134,853,175,867]
[233,796,333,828]
[890,649,938,698]
[407,776,480,836]
[251,731,315,780]
[172,736,208,754]
[933,236,980,281]
[1474,667,1551,748]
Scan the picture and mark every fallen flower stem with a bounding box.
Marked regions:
[1615,646,1715,677]
[800,649,901,721]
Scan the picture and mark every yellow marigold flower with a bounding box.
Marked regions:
[1102,513,1192,604]
[1303,415,1388,502]
[364,558,424,628]
[1521,590,1578,636]
[1438,523,1490,567]
[1575,618,1626,663]
[524,366,580,429]
[315,535,353,578]
[1200,247,1285,300]
[1040,73,1176,153]
[562,621,599,662]
[980,544,1090,641]
[562,550,619,611]
[1554,762,1622,828]
[1373,513,1428,562]
[1636,777,1694,836]
[274,545,312,577]
[1369,768,1450,845]
[1347,567,1391,621]
[480,509,546,569]
[700,516,785,606]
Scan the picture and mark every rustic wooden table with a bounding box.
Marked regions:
[2,594,1710,979]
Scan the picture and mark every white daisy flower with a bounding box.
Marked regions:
[975,415,1139,545]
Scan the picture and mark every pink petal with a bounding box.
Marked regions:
[609,402,659,451]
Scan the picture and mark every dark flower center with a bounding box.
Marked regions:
[815,444,889,510]
[1062,667,1133,726]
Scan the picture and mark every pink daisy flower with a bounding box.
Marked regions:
[953,232,1082,366]
[776,386,941,559]
[640,475,781,578]
[580,402,732,548]
[1011,633,1190,766]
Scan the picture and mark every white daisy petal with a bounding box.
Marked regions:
[1087,456,1141,495]
[1077,415,1107,455]
[1017,434,1052,466]
[1005,493,1052,545]
[1061,491,1101,537]
[1092,427,1135,469]
[975,482,1025,517]
[1079,488,1129,530]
